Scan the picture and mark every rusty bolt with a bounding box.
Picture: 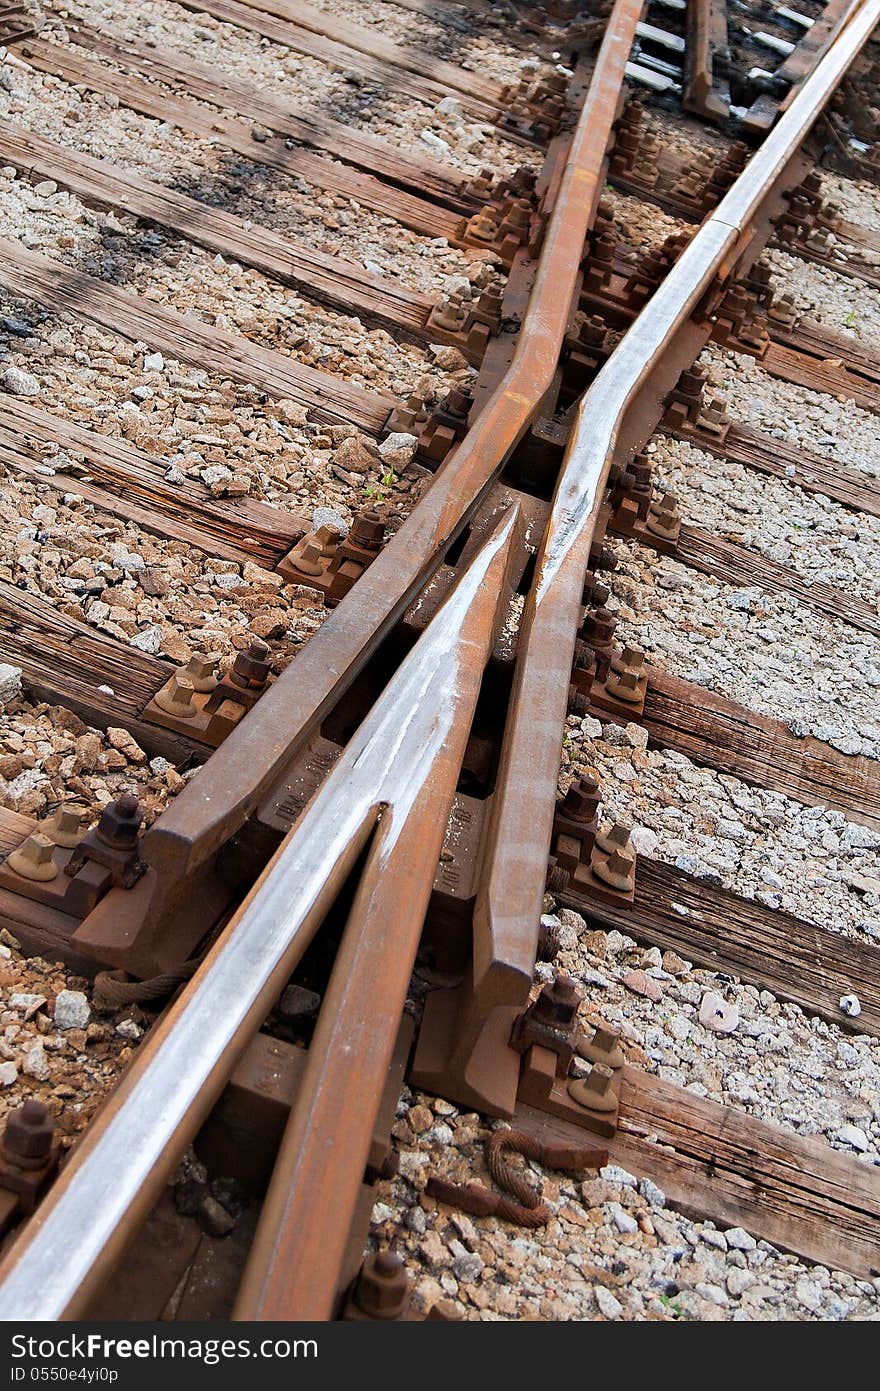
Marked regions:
[182,652,219,693]
[605,667,641,702]
[770,300,798,334]
[678,366,707,399]
[580,606,617,647]
[611,645,644,676]
[3,1099,54,1170]
[723,284,750,317]
[560,774,600,823]
[578,313,607,348]
[403,390,426,416]
[595,821,632,856]
[646,492,681,540]
[286,535,325,578]
[664,233,690,258]
[708,170,734,195]
[510,165,536,196]
[443,386,473,422]
[533,974,581,1030]
[700,397,729,431]
[592,832,636,894]
[606,647,645,704]
[479,285,503,313]
[95,792,143,851]
[603,842,635,885]
[231,639,272,689]
[592,231,616,263]
[432,295,467,331]
[639,249,666,283]
[350,509,385,552]
[465,173,493,199]
[506,198,531,229]
[626,456,653,489]
[467,208,500,243]
[354,1250,410,1320]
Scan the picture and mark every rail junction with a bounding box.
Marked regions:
[0,0,876,1322]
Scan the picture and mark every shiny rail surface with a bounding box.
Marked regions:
[0,0,878,1324]
[473,0,880,1100]
[132,0,644,899]
[0,510,520,1320]
[0,0,645,1313]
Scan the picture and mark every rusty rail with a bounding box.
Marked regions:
[232,510,520,1321]
[0,0,644,1319]
[0,509,521,1320]
[742,0,867,132]
[410,0,880,1116]
[682,0,729,123]
[1,0,879,1323]
[68,0,644,981]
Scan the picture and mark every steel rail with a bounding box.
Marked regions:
[0,0,642,1318]
[2,0,875,1323]
[446,0,880,1113]
[126,0,643,919]
[741,0,867,132]
[232,513,521,1322]
[0,507,520,1321]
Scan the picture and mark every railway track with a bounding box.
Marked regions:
[0,0,876,1326]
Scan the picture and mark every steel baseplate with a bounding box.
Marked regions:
[411,996,623,1137]
[517,1044,620,1137]
[412,958,627,1140]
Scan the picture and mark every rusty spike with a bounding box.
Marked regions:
[6,833,58,883]
[40,805,87,849]
[568,1062,618,1113]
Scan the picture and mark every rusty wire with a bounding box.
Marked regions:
[92,960,201,1010]
[426,1129,608,1228]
